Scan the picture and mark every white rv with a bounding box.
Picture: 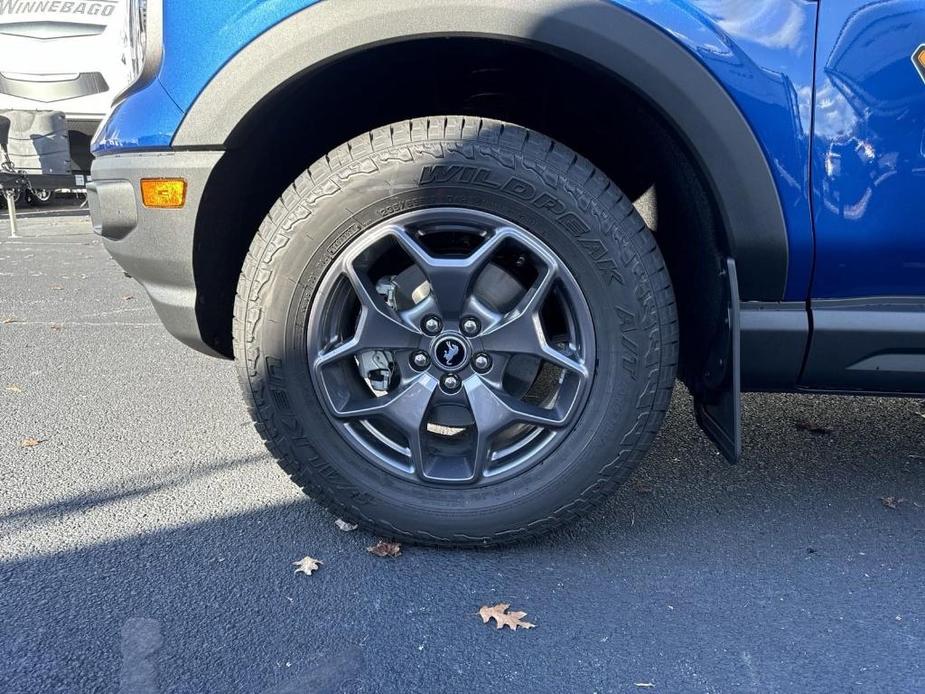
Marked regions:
[0,0,144,205]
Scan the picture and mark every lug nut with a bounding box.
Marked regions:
[461,317,481,336]
[472,353,492,373]
[422,315,442,335]
[411,351,430,370]
[441,374,461,393]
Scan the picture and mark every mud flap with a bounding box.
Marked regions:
[694,258,741,464]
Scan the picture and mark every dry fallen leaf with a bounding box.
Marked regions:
[2,317,17,324]
[122,295,134,301]
[335,519,358,532]
[795,420,832,435]
[478,603,536,630]
[880,496,905,509]
[50,324,63,332]
[367,540,401,557]
[20,437,45,448]
[292,556,322,576]
[5,385,23,393]
[50,285,64,291]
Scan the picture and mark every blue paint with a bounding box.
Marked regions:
[811,0,925,298]
[92,79,183,154]
[634,0,818,300]
[94,0,822,298]
[158,0,313,112]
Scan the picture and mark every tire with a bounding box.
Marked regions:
[27,189,54,207]
[234,117,678,546]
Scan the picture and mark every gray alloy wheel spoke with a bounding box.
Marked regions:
[464,375,568,478]
[387,224,514,317]
[313,334,364,369]
[332,374,437,470]
[399,293,440,332]
[479,264,589,378]
[313,261,421,370]
[345,261,423,339]
[535,342,587,377]
[405,427,428,480]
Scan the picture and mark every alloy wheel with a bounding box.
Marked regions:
[307,208,595,486]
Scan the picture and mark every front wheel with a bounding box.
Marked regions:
[27,189,54,206]
[234,117,678,545]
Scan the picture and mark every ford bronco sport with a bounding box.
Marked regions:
[88,0,925,545]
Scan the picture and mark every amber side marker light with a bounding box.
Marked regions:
[914,45,925,83]
[140,178,187,208]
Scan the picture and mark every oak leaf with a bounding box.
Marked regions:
[367,540,401,557]
[20,437,45,448]
[6,385,23,393]
[292,556,322,576]
[478,603,536,630]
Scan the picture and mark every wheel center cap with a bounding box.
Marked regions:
[433,335,469,370]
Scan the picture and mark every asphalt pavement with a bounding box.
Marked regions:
[1,202,923,693]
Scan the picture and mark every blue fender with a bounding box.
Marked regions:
[93,0,818,300]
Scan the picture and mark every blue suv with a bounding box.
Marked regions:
[88,0,925,545]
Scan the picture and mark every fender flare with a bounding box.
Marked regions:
[173,0,789,300]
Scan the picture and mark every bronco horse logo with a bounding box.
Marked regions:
[442,341,461,365]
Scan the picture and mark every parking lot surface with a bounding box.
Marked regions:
[1,205,923,693]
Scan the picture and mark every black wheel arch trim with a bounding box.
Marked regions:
[173,0,789,301]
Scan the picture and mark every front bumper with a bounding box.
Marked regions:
[88,150,224,356]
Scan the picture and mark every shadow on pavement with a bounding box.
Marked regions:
[1,392,922,693]
[0,456,267,529]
